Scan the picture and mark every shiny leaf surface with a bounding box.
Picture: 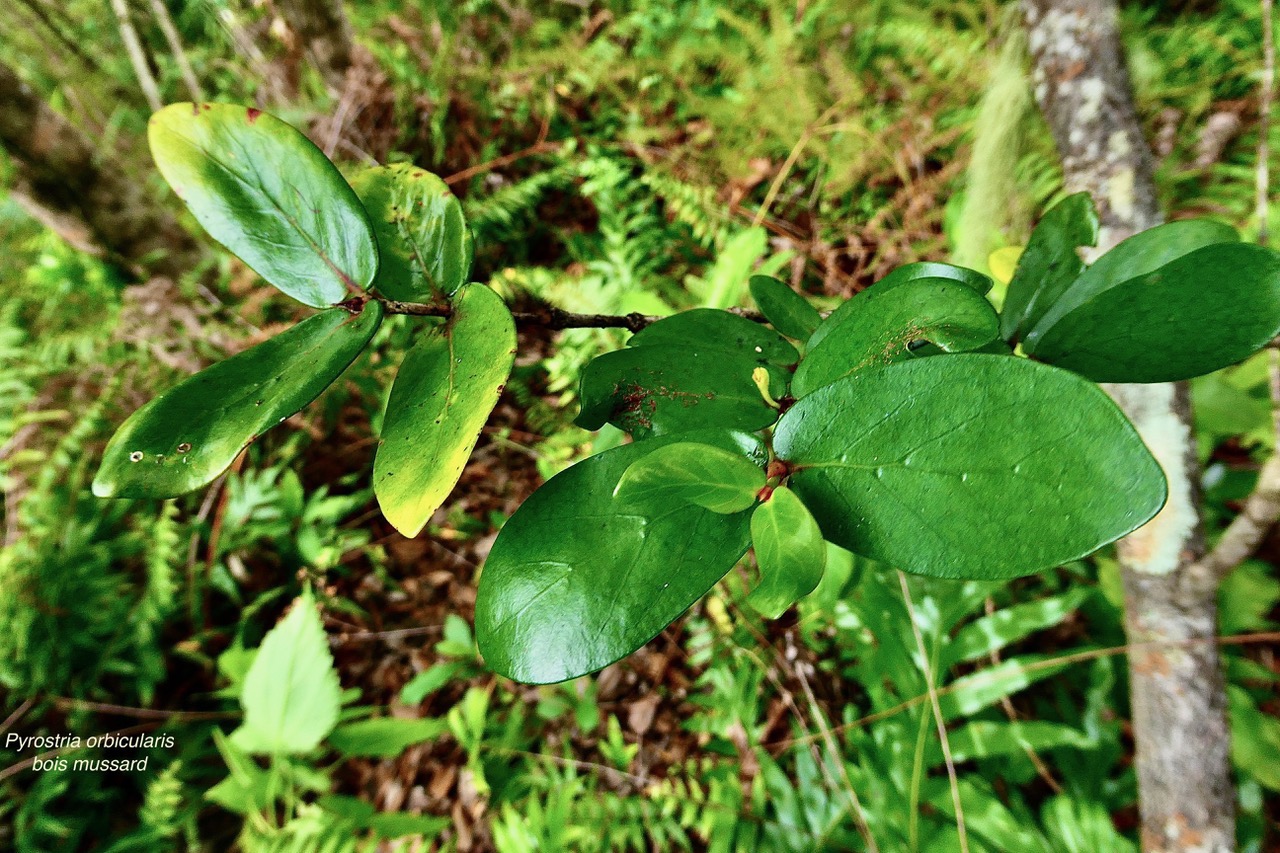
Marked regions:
[149,103,377,307]
[1027,243,1280,382]
[792,279,999,397]
[774,355,1166,579]
[749,274,822,340]
[374,285,516,536]
[1025,218,1239,350]
[613,441,766,514]
[476,431,765,683]
[746,486,826,618]
[999,192,1097,343]
[351,163,472,300]
[94,303,382,499]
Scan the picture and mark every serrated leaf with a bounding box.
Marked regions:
[773,354,1166,579]
[351,163,472,300]
[613,441,765,513]
[999,192,1098,343]
[93,303,382,499]
[475,431,765,683]
[374,285,515,536]
[1024,243,1280,382]
[746,486,826,618]
[576,345,778,439]
[231,590,341,754]
[327,717,448,758]
[148,103,377,307]
[792,278,999,397]
[1025,218,1240,349]
[749,274,822,340]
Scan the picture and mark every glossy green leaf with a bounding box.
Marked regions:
[629,308,799,370]
[93,303,382,499]
[613,441,766,513]
[746,486,826,619]
[1025,218,1239,349]
[774,354,1166,579]
[999,192,1097,343]
[374,285,515,536]
[476,431,765,683]
[148,103,377,307]
[806,262,993,353]
[1026,243,1280,382]
[576,345,778,439]
[792,278,999,397]
[351,163,472,300]
[749,274,822,340]
[231,591,342,754]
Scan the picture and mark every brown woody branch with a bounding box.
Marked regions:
[379,298,767,333]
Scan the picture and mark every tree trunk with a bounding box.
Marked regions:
[275,0,354,95]
[1021,2,1235,851]
[0,61,203,281]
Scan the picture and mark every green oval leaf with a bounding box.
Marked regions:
[476,431,765,683]
[148,103,377,307]
[1025,218,1239,349]
[613,441,766,513]
[230,590,341,755]
[999,192,1098,344]
[93,302,383,498]
[576,345,778,439]
[629,308,799,370]
[773,354,1166,579]
[746,486,826,619]
[807,262,993,352]
[351,163,473,301]
[374,285,516,537]
[793,279,999,397]
[1026,243,1280,383]
[749,275,822,340]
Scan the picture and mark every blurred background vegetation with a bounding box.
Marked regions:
[1,0,1279,850]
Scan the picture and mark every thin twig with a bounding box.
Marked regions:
[379,298,767,332]
[443,141,563,186]
[147,0,204,101]
[898,572,969,853]
[109,0,163,111]
[1259,0,1274,245]
[0,698,35,739]
[50,697,235,721]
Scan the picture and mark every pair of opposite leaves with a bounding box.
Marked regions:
[92,103,507,539]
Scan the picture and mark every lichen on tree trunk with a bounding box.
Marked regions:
[0,61,203,281]
[1021,1,1235,851]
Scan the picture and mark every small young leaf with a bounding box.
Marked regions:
[374,284,515,537]
[93,302,382,499]
[1025,218,1240,349]
[1026,243,1280,382]
[999,192,1098,343]
[231,590,342,754]
[749,274,822,340]
[792,278,999,396]
[613,441,766,513]
[774,354,1166,579]
[576,345,778,438]
[475,430,765,684]
[148,103,377,307]
[351,163,473,300]
[747,486,826,618]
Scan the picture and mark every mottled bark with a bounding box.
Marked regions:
[1022,2,1235,852]
[275,0,354,94]
[0,61,203,281]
